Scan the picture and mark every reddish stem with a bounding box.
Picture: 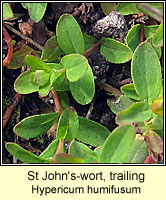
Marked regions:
[140,23,145,43]
[52,138,64,163]
[84,41,101,57]
[3,26,13,67]
[3,93,22,128]
[51,90,62,115]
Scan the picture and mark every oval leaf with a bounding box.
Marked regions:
[6,45,33,69]
[125,139,148,163]
[76,116,110,147]
[121,83,141,100]
[100,38,133,64]
[131,42,162,102]
[56,14,85,55]
[69,64,95,105]
[6,143,51,163]
[28,3,47,23]
[107,95,134,115]
[61,54,88,82]
[144,25,159,39]
[25,55,53,72]
[69,140,98,163]
[14,71,39,94]
[116,3,139,15]
[99,124,136,163]
[56,107,79,141]
[41,36,64,62]
[116,102,153,124]
[14,112,59,138]
[39,139,60,159]
[126,24,141,52]
[101,3,116,15]
[83,33,98,51]
[152,23,163,48]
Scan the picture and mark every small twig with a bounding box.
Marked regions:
[84,41,101,57]
[119,78,132,86]
[4,23,44,51]
[52,138,64,163]
[86,97,96,119]
[97,81,122,98]
[3,93,22,128]
[3,26,13,67]
[72,3,85,17]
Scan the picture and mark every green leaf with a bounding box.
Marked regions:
[39,139,60,159]
[121,83,141,100]
[69,141,98,163]
[116,102,153,124]
[56,14,85,55]
[41,36,64,62]
[56,107,79,141]
[14,112,59,138]
[25,55,53,72]
[6,143,51,163]
[14,71,39,94]
[38,82,51,97]
[107,95,134,115]
[126,24,141,52]
[83,33,98,51]
[125,139,148,163]
[51,71,69,91]
[55,153,85,163]
[144,25,159,39]
[69,64,95,105]
[99,124,136,163]
[116,3,139,15]
[61,54,88,82]
[3,3,14,19]
[145,115,163,131]
[131,42,162,102]
[101,3,116,15]
[152,23,163,48]
[144,130,163,153]
[57,91,70,111]
[146,37,161,59]
[28,3,47,22]
[30,70,50,86]
[6,45,33,69]
[100,38,133,64]
[76,116,110,147]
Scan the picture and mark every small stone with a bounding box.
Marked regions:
[93,11,128,43]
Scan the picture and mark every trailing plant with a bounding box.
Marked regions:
[3,3,163,164]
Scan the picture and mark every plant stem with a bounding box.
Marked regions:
[4,23,44,51]
[84,41,101,57]
[96,81,122,98]
[3,26,13,67]
[3,92,22,128]
[51,90,62,115]
[140,24,144,43]
[52,138,64,163]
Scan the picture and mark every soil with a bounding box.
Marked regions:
[2,3,162,164]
